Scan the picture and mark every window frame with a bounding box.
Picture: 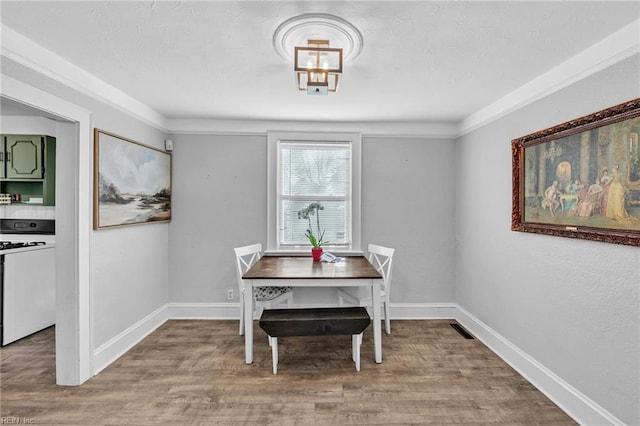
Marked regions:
[267,131,362,254]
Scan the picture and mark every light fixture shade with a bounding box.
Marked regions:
[294,40,343,94]
[296,72,340,94]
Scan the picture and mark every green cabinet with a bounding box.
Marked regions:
[0,135,56,206]
[5,135,44,179]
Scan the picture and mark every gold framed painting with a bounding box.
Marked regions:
[93,129,172,229]
[512,98,640,246]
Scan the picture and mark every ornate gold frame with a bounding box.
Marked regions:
[512,98,640,246]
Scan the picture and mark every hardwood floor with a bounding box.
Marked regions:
[0,320,576,425]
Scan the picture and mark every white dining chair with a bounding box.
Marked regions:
[337,243,395,334]
[234,243,293,335]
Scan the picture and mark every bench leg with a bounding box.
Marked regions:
[269,336,278,374]
[352,333,363,371]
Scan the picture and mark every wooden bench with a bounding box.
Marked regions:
[259,307,371,374]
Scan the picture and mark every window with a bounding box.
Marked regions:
[267,131,361,253]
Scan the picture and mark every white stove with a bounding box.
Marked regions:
[0,219,55,345]
[0,240,46,250]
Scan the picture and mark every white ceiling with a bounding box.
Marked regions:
[1,1,639,126]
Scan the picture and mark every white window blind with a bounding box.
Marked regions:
[267,131,362,253]
[279,142,351,247]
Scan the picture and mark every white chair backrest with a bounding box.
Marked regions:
[367,243,395,293]
[234,243,263,290]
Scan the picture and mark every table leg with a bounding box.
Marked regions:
[244,280,254,364]
[371,278,382,363]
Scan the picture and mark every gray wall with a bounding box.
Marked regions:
[167,133,456,305]
[362,137,456,303]
[455,54,640,424]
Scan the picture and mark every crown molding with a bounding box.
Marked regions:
[0,24,168,132]
[166,118,459,139]
[459,18,640,136]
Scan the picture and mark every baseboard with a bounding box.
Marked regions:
[92,304,169,375]
[390,302,457,319]
[167,302,240,319]
[455,305,623,426]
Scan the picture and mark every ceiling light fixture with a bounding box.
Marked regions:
[273,13,363,96]
[295,40,342,95]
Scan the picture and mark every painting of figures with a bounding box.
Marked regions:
[94,129,171,229]
[512,98,640,246]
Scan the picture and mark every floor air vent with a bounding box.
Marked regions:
[450,323,475,339]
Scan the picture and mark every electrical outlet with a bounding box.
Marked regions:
[227,289,234,300]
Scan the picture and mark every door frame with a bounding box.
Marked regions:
[1,75,93,385]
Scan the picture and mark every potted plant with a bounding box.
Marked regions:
[298,202,328,261]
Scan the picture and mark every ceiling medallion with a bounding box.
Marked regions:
[273,13,363,95]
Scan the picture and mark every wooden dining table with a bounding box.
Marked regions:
[242,255,383,364]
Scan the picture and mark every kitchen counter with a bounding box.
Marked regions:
[0,243,55,255]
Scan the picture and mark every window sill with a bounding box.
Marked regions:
[264,249,364,257]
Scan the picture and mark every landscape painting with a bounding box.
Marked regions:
[512,98,640,246]
[94,129,172,229]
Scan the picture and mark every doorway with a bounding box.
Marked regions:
[1,76,92,385]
